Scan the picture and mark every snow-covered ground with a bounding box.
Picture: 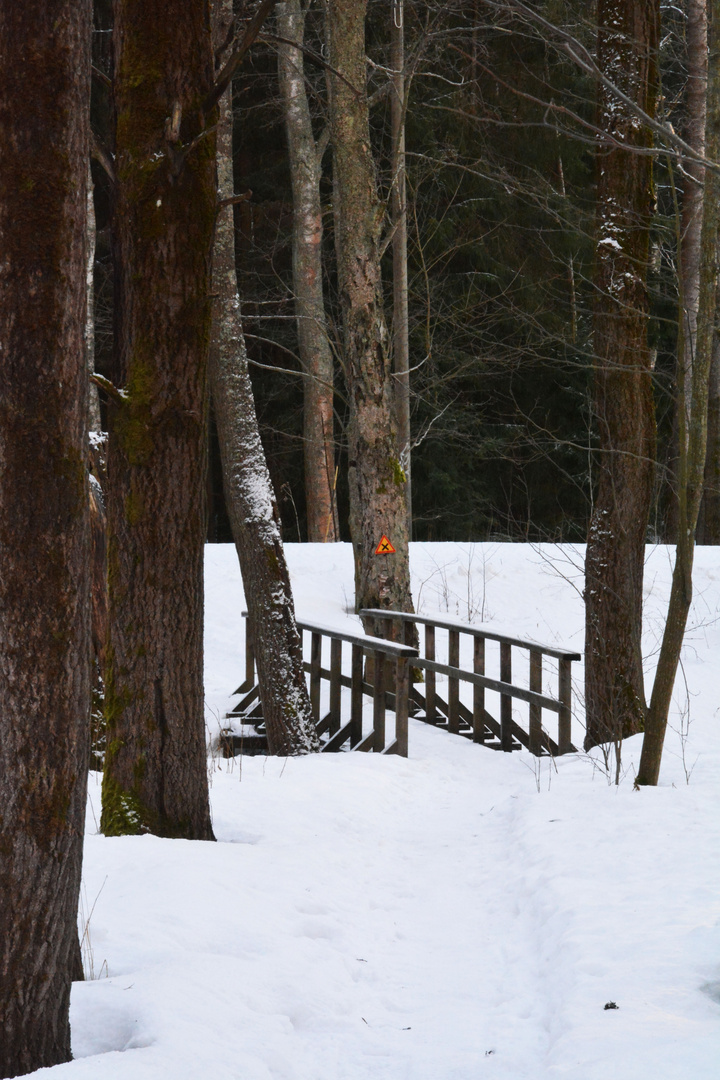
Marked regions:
[42,543,720,1078]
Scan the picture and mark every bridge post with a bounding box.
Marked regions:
[329,638,342,736]
[310,631,322,724]
[473,634,485,743]
[395,655,409,757]
[529,649,542,756]
[425,624,436,722]
[350,644,363,746]
[448,629,460,733]
[558,657,573,754]
[500,641,513,752]
[373,650,386,751]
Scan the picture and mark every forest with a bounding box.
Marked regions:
[1,0,718,1076]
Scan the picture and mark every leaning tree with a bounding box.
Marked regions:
[211,0,320,755]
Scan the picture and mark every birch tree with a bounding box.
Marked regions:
[0,0,92,1071]
[212,0,320,755]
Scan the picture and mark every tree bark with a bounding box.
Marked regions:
[87,163,103,433]
[277,0,338,542]
[391,0,412,536]
[637,0,720,785]
[101,0,216,839]
[584,0,659,750]
[326,0,415,637]
[664,0,707,541]
[698,327,720,540]
[211,0,320,755]
[0,1,92,1073]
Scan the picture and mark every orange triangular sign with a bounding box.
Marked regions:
[375,534,396,555]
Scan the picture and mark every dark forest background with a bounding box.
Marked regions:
[90,0,687,545]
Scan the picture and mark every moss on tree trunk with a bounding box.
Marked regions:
[101,0,216,839]
[326,0,415,638]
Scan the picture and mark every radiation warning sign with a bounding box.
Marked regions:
[375,535,396,555]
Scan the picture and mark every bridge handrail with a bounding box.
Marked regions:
[359,608,581,661]
[295,619,418,658]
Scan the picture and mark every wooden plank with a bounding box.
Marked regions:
[329,637,342,736]
[315,712,334,738]
[448,628,460,734]
[373,649,386,752]
[395,655,409,757]
[381,740,399,755]
[410,685,501,741]
[500,641,513,753]
[558,656,573,754]
[350,643,363,747]
[244,614,255,689]
[425,623,436,722]
[355,730,375,752]
[359,608,582,660]
[529,648,542,756]
[296,618,418,657]
[227,684,259,715]
[228,699,263,724]
[414,657,561,711]
[310,631,322,724]
[473,634,485,744]
[322,720,353,753]
[508,716,530,750]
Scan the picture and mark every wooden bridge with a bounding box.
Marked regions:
[219,609,581,759]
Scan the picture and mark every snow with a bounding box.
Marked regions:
[39,544,720,1078]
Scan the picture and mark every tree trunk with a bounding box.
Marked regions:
[87,163,103,433]
[698,327,720,540]
[664,0,707,542]
[0,1,92,1073]
[211,0,319,755]
[584,0,659,750]
[326,0,414,638]
[391,0,412,537]
[101,0,216,839]
[637,0,720,785]
[277,0,338,543]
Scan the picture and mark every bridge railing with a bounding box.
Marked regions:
[360,608,581,756]
[234,613,418,756]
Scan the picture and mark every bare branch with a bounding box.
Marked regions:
[478,0,720,174]
[205,0,278,114]
[90,131,115,185]
[91,64,112,90]
[217,189,252,210]
[90,372,125,406]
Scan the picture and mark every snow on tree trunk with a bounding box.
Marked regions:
[326,0,415,638]
[0,0,92,1072]
[210,0,319,756]
[584,0,659,750]
[101,0,215,839]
